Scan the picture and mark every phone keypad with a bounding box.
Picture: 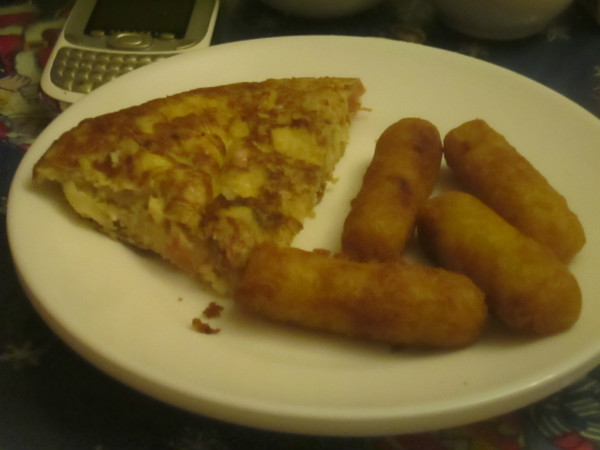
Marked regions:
[50,47,169,94]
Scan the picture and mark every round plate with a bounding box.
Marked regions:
[8,36,600,436]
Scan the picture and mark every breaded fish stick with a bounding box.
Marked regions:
[234,243,487,348]
[342,118,442,261]
[417,191,581,335]
[443,119,585,262]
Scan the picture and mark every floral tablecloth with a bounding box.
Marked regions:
[2,1,600,449]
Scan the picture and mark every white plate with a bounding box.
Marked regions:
[8,36,600,436]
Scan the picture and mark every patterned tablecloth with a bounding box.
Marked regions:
[2,1,600,448]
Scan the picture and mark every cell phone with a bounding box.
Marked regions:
[41,0,219,105]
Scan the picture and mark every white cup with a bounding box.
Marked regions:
[259,0,384,18]
[431,0,574,40]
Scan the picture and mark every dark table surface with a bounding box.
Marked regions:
[2,0,600,449]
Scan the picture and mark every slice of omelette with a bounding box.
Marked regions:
[33,77,365,293]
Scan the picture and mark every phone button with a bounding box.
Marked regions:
[107,32,152,50]
[159,32,176,40]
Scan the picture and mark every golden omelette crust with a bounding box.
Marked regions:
[33,77,365,293]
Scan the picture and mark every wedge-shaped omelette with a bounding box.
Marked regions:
[33,77,365,293]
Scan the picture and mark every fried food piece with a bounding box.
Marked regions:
[33,77,365,294]
[417,191,582,335]
[234,243,487,348]
[443,119,585,262]
[341,118,442,262]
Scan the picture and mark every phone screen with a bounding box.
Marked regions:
[85,0,196,38]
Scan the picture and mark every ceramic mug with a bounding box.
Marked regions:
[432,0,574,40]
[259,0,383,18]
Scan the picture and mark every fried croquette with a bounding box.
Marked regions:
[417,191,582,335]
[234,243,487,348]
[341,118,442,262]
[443,119,585,262]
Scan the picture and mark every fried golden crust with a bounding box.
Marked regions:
[417,191,581,335]
[443,119,585,262]
[341,118,442,262]
[234,243,487,348]
[32,77,365,293]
